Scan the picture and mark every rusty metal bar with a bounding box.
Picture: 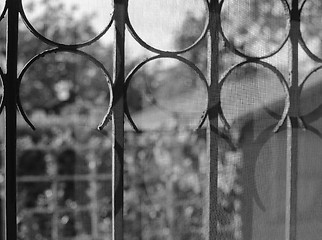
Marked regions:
[5,0,19,239]
[205,0,220,239]
[285,1,299,239]
[112,0,127,239]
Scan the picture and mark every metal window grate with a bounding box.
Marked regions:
[1,0,321,239]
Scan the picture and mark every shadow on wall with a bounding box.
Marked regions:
[234,78,322,240]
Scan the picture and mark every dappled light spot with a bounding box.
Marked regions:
[58,211,92,238]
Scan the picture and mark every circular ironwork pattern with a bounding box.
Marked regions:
[124,0,211,131]
[298,1,322,129]
[19,2,114,48]
[298,66,322,128]
[17,48,113,130]
[299,0,322,62]
[126,0,210,55]
[217,0,291,131]
[124,55,209,132]
[219,0,290,59]
[299,65,322,95]
[8,0,322,227]
[219,60,290,132]
[14,0,322,134]
[14,1,115,130]
[124,0,294,132]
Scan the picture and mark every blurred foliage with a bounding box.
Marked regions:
[16,114,112,240]
[15,114,242,240]
[17,1,113,115]
[124,129,242,240]
[0,0,142,116]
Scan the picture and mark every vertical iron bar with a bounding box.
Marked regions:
[206,0,220,239]
[112,0,126,239]
[5,0,19,239]
[286,1,299,240]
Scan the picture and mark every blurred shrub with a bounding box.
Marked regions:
[124,129,242,240]
[15,112,242,239]
[16,113,112,240]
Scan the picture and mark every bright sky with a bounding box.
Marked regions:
[22,0,206,59]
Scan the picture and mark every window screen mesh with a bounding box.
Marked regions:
[0,0,321,240]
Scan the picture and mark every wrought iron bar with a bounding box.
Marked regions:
[206,0,220,239]
[5,1,19,239]
[112,0,127,239]
[286,0,300,239]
